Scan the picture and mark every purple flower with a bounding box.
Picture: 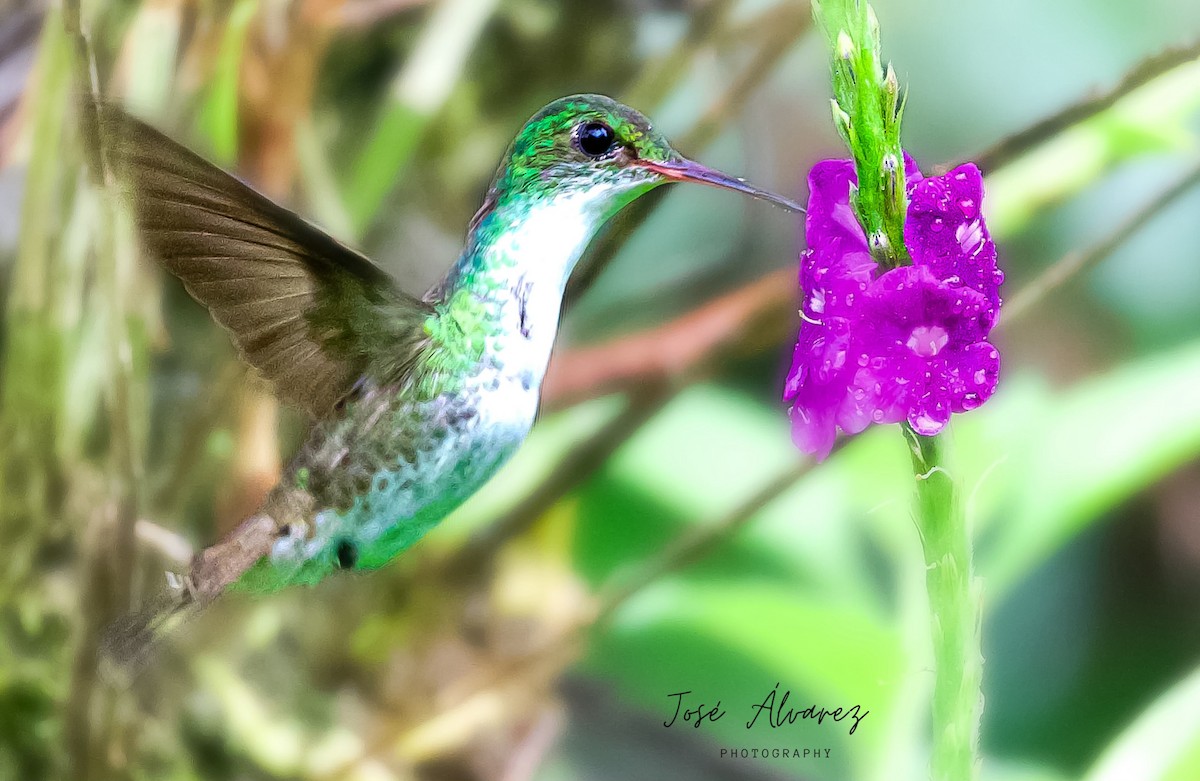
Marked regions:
[784,158,1002,459]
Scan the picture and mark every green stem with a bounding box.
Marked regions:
[813,0,909,268]
[812,1,985,775]
[905,425,981,781]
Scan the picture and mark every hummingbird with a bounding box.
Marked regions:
[103,94,800,645]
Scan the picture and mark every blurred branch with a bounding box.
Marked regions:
[0,3,42,166]
[152,362,243,513]
[544,266,795,410]
[435,460,826,743]
[971,38,1200,172]
[340,452,821,779]
[593,455,818,624]
[0,8,71,579]
[1001,156,1200,324]
[680,1,812,151]
[135,519,194,567]
[337,0,433,30]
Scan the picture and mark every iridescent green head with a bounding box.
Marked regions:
[486,94,803,213]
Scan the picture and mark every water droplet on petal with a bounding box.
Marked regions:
[911,412,942,434]
[907,325,950,357]
[956,219,984,254]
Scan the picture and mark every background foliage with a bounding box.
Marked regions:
[1,0,1200,779]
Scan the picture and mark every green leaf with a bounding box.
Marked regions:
[984,58,1200,236]
[195,0,256,164]
[574,385,890,606]
[1083,665,1200,781]
[343,0,501,233]
[979,340,1200,594]
[586,580,903,780]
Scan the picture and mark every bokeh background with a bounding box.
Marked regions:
[3,0,1200,779]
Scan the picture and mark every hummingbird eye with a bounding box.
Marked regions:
[574,121,617,158]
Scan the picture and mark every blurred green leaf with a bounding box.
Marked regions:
[1083,665,1200,781]
[575,386,891,607]
[196,0,256,164]
[344,0,501,233]
[985,59,1200,236]
[587,580,903,781]
[979,340,1200,594]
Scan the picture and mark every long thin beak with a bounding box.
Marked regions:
[637,158,805,213]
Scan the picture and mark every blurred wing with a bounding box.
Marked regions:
[102,107,432,415]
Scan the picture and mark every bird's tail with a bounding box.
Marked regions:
[101,512,281,676]
[100,573,203,676]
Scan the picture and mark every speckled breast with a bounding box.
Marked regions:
[238,362,539,592]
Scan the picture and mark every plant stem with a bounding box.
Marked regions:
[905,425,981,781]
[813,0,909,268]
[813,1,983,776]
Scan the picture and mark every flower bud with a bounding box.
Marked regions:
[836,30,855,61]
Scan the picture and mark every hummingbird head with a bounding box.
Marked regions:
[484,94,803,221]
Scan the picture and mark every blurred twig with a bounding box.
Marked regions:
[0,8,72,595]
[334,451,821,779]
[544,266,795,410]
[0,3,42,166]
[337,0,433,30]
[971,38,1200,172]
[135,519,194,567]
[152,362,244,513]
[592,455,819,624]
[1001,156,1200,324]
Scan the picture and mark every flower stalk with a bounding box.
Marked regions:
[810,2,984,779]
[815,0,910,268]
[905,426,981,781]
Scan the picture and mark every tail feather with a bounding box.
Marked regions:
[101,512,281,676]
[100,577,201,677]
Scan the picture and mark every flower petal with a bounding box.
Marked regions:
[905,163,1003,323]
[785,155,1002,455]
